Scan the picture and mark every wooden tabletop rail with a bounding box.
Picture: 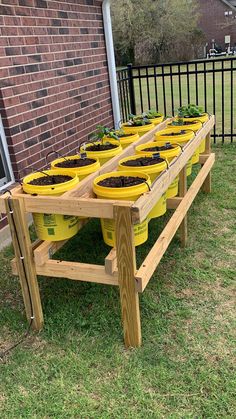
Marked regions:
[0,116,215,348]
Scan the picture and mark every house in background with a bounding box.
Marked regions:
[197,0,236,53]
[0,0,120,246]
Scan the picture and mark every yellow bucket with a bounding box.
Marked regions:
[182,113,209,153]
[51,155,100,181]
[167,119,203,158]
[167,119,202,133]
[122,122,155,137]
[148,115,164,125]
[80,141,123,166]
[135,142,181,198]
[182,113,209,124]
[93,171,151,247]
[118,155,167,220]
[22,170,79,241]
[155,128,199,165]
[104,132,140,149]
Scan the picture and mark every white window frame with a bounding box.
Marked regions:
[0,114,14,191]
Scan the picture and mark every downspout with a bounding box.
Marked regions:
[102,0,121,129]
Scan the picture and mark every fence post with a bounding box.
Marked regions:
[127,63,136,115]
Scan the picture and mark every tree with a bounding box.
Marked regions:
[111,0,205,65]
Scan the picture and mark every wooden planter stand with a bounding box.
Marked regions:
[0,117,215,348]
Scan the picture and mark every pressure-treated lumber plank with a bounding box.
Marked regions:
[202,133,212,193]
[204,131,211,154]
[22,196,132,218]
[0,185,24,212]
[178,165,187,247]
[135,153,215,292]
[199,154,210,164]
[0,192,9,213]
[34,218,89,266]
[202,171,211,194]
[115,205,141,348]
[34,259,118,286]
[105,248,117,275]
[34,239,68,266]
[167,197,183,209]
[6,197,43,330]
[11,258,18,275]
[132,116,215,224]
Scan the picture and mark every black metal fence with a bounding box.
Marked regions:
[116,57,236,143]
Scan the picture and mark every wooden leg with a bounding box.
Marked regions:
[202,132,212,193]
[5,197,43,330]
[204,132,211,154]
[202,171,212,193]
[178,165,187,247]
[115,205,141,348]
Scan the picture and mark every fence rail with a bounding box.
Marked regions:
[116,57,236,143]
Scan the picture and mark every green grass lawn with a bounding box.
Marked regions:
[0,144,236,418]
[122,58,236,141]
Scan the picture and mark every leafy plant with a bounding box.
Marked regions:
[127,113,150,126]
[106,128,128,138]
[144,109,163,119]
[88,125,119,144]
[170,118,184,126]
[177,104,204,118]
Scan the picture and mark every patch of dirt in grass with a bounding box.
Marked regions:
[200,280,235,297]
[213,298,235,322]
[201,335,235,364]
[215,258,235,269]
[193,251,206,261]
[18,386,29,397]
[0,327,17,352]
[25,335,47,350]
[0,394,6,411]
[175,288,196,299]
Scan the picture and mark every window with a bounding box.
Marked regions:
[0,115,14,190]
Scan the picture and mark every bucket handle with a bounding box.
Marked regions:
[144,180,151,192]
[45,150,69,165]
[77,142,89,158]
[152,153,169,170]
[145,155,170,191]
[21,166,52,179]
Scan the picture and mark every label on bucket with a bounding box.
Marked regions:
[102,218,148,247]
[149,193,167,219]
[33,213,79,241]
[43,214,57,226]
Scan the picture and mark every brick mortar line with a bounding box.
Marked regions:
[1,51,106,67]
[10,103,112,151]
[0,58,106,73]
[0,76,109,110]
[1,72,109,102]
[1,44,106,55]
[14,105,112,162]
[0,53,107,71]
[3,96,111,136]
[0,10,102,22]
[11,112,112,167]
[0,35,104,40]
[6,97,112,144]
[2,2,102,11]
[1,81,110,117]
[1,23,103,29]
[1,63,108,99]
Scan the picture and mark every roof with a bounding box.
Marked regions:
[220,0,236,11]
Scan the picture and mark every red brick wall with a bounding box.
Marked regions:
[0,0,113,183]
[197,0,236,49]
